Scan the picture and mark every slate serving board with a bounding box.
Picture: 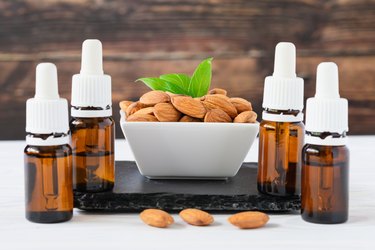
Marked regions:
[74,161,301,212]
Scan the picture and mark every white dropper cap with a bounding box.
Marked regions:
[305,62,348,145]
[71,39,112,118]
[273,42,297,78]
[80,39,104,75]
[262,42,304,122]
[315,62,340,99]
[35,63,60,100]
[26,63,69,145]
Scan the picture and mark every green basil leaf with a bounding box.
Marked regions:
[188,58,213,97]
[160,73,191,92]
[136,77,168,91]
[136,77,185,94]
[162,82,189,95]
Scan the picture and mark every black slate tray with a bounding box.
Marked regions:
[74,161,300,212]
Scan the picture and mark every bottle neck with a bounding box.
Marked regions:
[305,131,347,146]
[262,108,303,122]
[71,105,112,118]
[26,133,69,146]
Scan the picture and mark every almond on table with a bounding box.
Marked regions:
[140,209,174,228]
[228,211,269,229]
[179,208,214,226]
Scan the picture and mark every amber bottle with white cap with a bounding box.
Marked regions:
[24,63,73,223]
[301,62,349,224]
[257,42,305,197]
[70,39,115,192]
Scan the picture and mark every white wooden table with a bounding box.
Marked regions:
[1,136,374,250]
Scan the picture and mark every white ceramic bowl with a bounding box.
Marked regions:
[120,111,259,179]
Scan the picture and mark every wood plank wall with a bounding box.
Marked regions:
[0,0,374,139]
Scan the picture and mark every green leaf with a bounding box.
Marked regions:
[163,82,189,95]
[189,58,213,97]
[160,73,191,92]
[136,58,214,97]
[136,77,186,94]
[136,77,169,91]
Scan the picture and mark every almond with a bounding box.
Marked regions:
[230,97,252,113]
[119,100,133,113]
[179,208,214,226]
[204,109,232,123]
[209,88,227,96]
[200,94,229,101]
[234,111,257,123]
[154,103,182,122]
[126,102,147,117]
[127,114,158,122]
[171,96,206,118]
[179,115,201,122]
[133,107,155,116]
[202,95,238,119]
[228,211,269,229]
[140,90,170,106]
[211,94,230,100]
[140,209,174,228]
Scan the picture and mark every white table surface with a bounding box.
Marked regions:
[1,136,374,250]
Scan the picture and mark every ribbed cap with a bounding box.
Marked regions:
[305,62,348,135]
[71,74,111,108]
[71,39,112,117]
[263,77,304,110]
[262,42,304,117]
[26,63,69,135]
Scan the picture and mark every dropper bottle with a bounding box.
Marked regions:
[257,42,305,197]
[25,63,73,223]
[70,39,115,192]
[301,62,349,224]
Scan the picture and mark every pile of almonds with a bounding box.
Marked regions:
[120,88,257,123]
[139,208,269,229]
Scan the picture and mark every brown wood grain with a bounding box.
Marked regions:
[0,0,374,139]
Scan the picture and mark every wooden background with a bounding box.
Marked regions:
[0,0,374,139]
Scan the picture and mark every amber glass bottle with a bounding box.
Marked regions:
[70,114,115,192]
[70,39,115,192]
[258,111,304,196]
[25,63,72,223]
[257,42,305,197]
[25,143,73,223]
[301,62,349,224]
[301,142,349,224]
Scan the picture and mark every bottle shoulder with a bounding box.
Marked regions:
[70,116,114,128]
[24,144,72,157]
[260,120,305,129]
[303,144,349,157]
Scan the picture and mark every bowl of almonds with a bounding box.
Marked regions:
[119,58,259,179]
